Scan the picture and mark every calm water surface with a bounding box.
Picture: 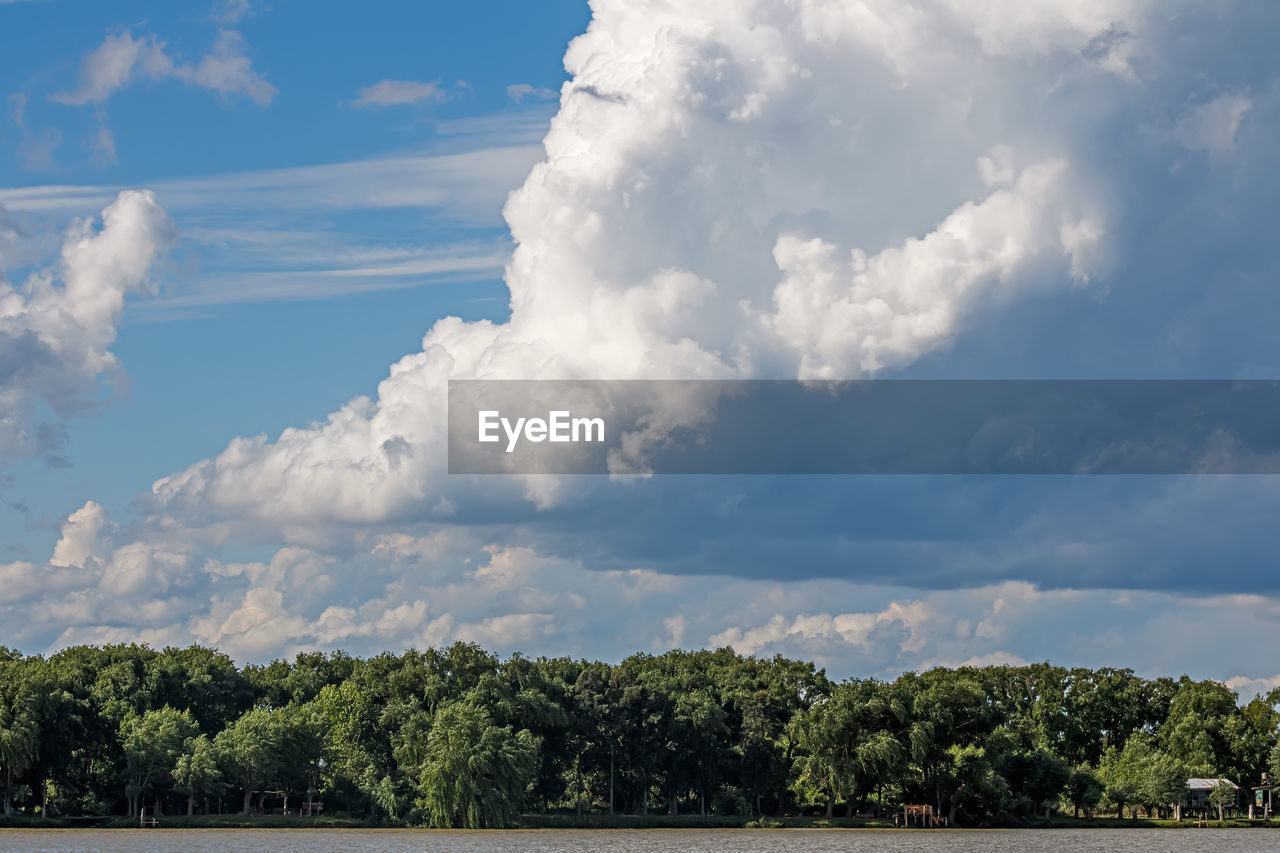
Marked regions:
[0,829,1278,853]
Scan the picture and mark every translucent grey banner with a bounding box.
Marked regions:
[447,380,1280,475]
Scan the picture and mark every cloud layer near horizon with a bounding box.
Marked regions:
[3,0,1279,685]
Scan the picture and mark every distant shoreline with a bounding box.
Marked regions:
[2,815,1277,831]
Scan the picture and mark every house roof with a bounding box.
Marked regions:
[1187,778,1237,790]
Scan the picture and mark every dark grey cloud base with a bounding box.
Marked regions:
[449,380,1280,475]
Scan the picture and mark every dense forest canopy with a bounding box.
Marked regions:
[0,643,1277,827]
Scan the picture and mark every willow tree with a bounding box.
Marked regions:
[214,707,283,815]
[173,734,223,815]
[120,706,198,817]
[790,680,902,818]
[789,698,845,817]
[413,695,539,828]
[0,667,38,816]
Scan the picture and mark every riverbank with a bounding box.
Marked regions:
[1,813,1276,830]
[0,814,383,830]
[520,814,1275,830]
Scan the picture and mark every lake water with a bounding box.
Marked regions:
[0,828,1278,853]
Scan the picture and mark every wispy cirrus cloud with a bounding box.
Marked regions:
[131,241,509,318]
[0,126,544,315]
[0,144,542,219]
[150,146,535,217]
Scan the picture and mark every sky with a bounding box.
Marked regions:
[1,0,1279,697]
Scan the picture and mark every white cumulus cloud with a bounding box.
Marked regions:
[147,0,1140,529]
[0,191,176,464]
[8,0,1276,674]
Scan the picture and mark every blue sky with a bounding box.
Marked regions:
[1,0,584,554]
[2,0,1280,697]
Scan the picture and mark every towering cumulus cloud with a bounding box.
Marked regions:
[10,0,1278,674]
[0,191,176,464]
[151,0,1121,525]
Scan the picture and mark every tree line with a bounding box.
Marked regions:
[1,643,1277,827]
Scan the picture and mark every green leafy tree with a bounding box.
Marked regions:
[411,695,539,828]
[489,654,574,813]
[790,698,845,817]
[119,706,198,817]
[1103,737,1188,819]
[1063,668,1162,765]
[565,662,608,815]
[172,734,223,815]
[945,743,1009,825]
[1099,740,1143,819]
[273,702,327,815]
[1066,764,1103,818]
[1208,780,1237,821]
[245,651,355,708]
[1160,678,1236,776]
[1225,692,1278,792]
[899,668,998,816]
[0,660,39,816]
[4,642,1278,827]
[1137,750,1188,819]
[25,660,85,817]
[148,645,254,735]
[792,679,904,819]
[1001,748,1070,819]
[598,657,664,815]
[214,707,283,815]
[314,680,379,813]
